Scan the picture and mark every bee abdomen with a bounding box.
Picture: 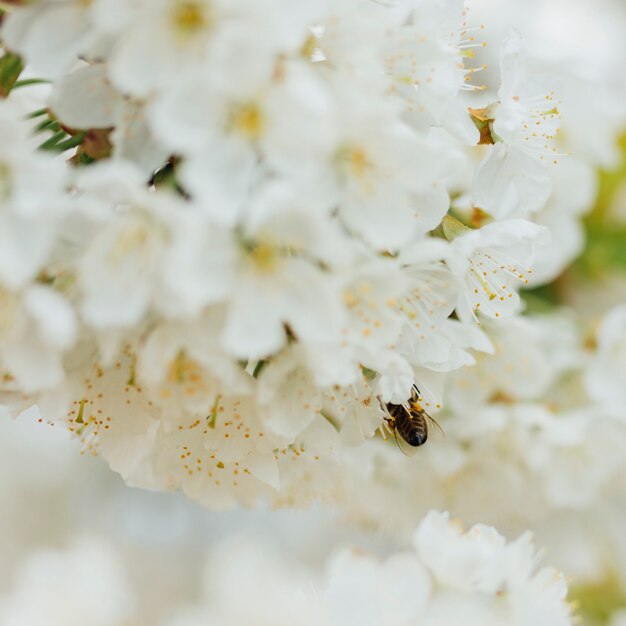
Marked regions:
[391,407,428,447]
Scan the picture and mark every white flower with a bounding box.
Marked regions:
[323,511,572,626]
[336,255,408,381]
[414,510,508,594]
[137,313,250,406]
[149,60,334,224]
[256,345,323,439]
[447,219,550,321]
[491,29,560,161]
[405,318,494,373]
[108,0,321,98]
[414,512,571,626]
[473,29,560,218]
[447,315,581,412]
[474,142,554,219]
[74,161,222,329]
[322,376,382,446]
[0,0,114,79]
[373,352,416,405]
[320,76,453,251]
[315,1,390,76]
[216,182,348,361]
[393,239,493,371]
[152,395,285,510]
[48,63,168,174]
[385,0,482,144]
[0,285,76,393]
[0,100,68,290]
[395,239,457,346]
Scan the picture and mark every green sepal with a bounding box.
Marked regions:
[0,51,24,97]
[442,215,471,241]
[360,366,377,381]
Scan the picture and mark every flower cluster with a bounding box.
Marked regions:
[171,512,572,626]
[333,305,626,554]
[0,0,622,511]
[0,512,570,626]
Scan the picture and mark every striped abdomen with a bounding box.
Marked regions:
[386,402,428,447]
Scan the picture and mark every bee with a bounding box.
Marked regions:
[380,386,443,450]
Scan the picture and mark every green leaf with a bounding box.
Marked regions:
[27,107,48,119]
[35,118,61,133]
[51,132,86,152]
[38,130,68,150]
[12,78,50,90]
[0,51,24,97]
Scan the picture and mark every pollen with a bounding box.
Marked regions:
[227,101,265,140]
[343,289,359,308]
[347,147,371,179]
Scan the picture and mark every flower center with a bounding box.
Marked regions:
[163,351,207,400]
[336,145,373,180]
[171,0,211,36]
[227,102,265,140]
[108,224,151,264]
[247,241,279,272]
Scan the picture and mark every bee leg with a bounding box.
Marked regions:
[378,418,392,440]
[376,395,391,440]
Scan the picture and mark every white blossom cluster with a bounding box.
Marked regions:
[0,512,573,626]
[333,304,626,540]
[0,0,622,512]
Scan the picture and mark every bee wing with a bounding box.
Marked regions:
[425,412,445,438]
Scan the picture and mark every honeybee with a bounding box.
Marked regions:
[380,385,443,450]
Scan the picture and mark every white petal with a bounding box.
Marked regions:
[49,64,117,129]
[23,286,76,351]
[474,144,552,218]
